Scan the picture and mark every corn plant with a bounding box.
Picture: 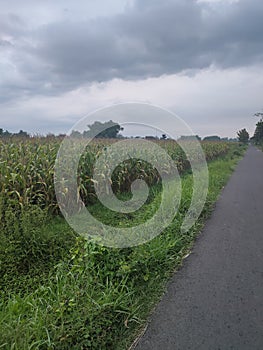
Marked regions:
[0,137,234,216]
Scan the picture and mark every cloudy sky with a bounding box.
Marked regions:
[0,0,263,138]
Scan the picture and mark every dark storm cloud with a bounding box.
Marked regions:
[33,0,205,84]
[1,0,263,101]
[35,0,263,80]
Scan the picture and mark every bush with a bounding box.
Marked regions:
[0,201,75,284]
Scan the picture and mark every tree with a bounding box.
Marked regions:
[83,120,123,138]
[145,136,158,140]
[203,135,221,141]
[237,128,249,143]
[253,118,263,144]
[16,130,29,138]
[0,129,11,137]
[178,135,201,141]
[70,130,83,138]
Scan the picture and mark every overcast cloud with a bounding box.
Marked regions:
[0,0,263,137]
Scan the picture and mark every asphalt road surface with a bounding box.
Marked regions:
[135,146,263,350]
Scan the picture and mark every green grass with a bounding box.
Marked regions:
[0,145,246,350]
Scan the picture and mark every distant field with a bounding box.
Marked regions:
[0,137,246,349]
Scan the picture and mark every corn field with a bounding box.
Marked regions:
[0,137,233,215]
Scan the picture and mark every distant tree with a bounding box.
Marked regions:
[70,130,83,138]
[178,135,201,141]
[228,138,238,142]
[161,134,167,140]
[15,130,29,138]
[203,135,221,141]
[0,129,11,137]
[237,128,249,143]
[0,128,30,138]
[83,120,123,138]
[253,118,263,144]
[46,132,55,137]
[145,136,158,140]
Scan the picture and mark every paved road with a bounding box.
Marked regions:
[135,146,263,350]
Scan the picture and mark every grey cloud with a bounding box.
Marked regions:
[1,0,263,102]
[0,39,13,47]
[34,1,204,83]
[32,0,263,82]
[0,13,26,38]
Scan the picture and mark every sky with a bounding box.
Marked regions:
[0,0,263,138]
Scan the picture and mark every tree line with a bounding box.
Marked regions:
[237,112,263,144]
[1,115,263,143]
[0,128,30,138]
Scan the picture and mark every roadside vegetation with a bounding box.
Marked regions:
[0,137,246,349]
